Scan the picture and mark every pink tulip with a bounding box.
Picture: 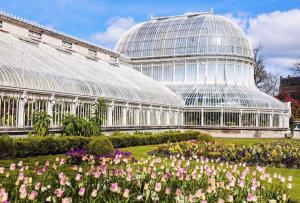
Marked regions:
[188,194,194,202]
[78,187,85,196]
[144,183,149,190]
[0,167,4,174]
[227,195,234,202]
[247,193,257,202]
[62,197,72,203]
[0,188,8,202]
[165,187,171,195]
[18,161,23,167]
[75,174,82,181]
[10,163,16,171]
[54,188,64,198]
[175,188,182,196]
[18,172,25,181]
[34,182,41,191]
[111,183,119,192]
[19,184,27,199]
[155,182,161,192]
[123,189,130,198]
[91,189,98,198]
[28,190,38,200]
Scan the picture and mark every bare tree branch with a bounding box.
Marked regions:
[253,46,279,96]
[290,57,300,76]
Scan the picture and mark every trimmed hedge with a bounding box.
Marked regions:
[0,131,205,159]
[109,131,201,148]
[14,136,90,158]
[87,137,114,155]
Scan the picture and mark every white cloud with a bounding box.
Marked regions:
[265,57,298,73]
[223,12,249,30]
[246,9,300,74]
[226,9,300,74]
[91,16,136,48]
[247,9,300,58]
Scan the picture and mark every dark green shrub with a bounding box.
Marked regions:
[90,97,107,133]
[61,114,100,137]
[0,135,15,158]
[33,111,51,136]
[109,130,202,148]
[197,133,214,143]
[1,131,204,159]
[87,136,114,155]
[15,136,91,158]
[64,136,91,151]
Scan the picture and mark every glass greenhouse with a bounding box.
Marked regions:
[116,12,290,129]
[0,12,184,131]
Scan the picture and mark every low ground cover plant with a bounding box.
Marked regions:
[153,140,300,168]
[0,152,293,202]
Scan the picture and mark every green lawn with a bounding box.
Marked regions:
[0,139,299,201]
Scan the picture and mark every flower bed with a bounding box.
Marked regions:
[0,152,293,202]
[153,140,300,168]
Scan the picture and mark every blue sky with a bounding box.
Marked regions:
[0,0,299,75]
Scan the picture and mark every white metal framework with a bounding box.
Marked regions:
[0,16,184,130]
[116,12,290,129]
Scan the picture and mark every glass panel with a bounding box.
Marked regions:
[174,62,185,83]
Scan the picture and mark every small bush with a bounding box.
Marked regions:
[87,136,114,155]
[61,115,100,137]
[0,135,15,158]
[33,111,51,136]
[197,133,214,143]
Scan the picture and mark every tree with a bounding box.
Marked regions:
[33,111,51,136]
[90,97,107,132]
[253,46,279,95]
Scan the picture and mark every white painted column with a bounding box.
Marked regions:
[220,108,224,126]
[179,111,184,126]
[279,112,283,128]
[146,108,152,126]
[201,109,204,126]
[256,111,259,127]
[270,112,273,128]
[48,95,55,127]
[122,105,129,126]
[157,107,162,126]
[135,107,140,126]
[107,105,114,127]
[166,108,171,126]
[174,110,178,125]
[17,93,27,127]
[71,97,78,115]
[239,110,242,127]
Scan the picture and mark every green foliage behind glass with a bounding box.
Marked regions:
[61,114,100,137]
[33,111,51,136]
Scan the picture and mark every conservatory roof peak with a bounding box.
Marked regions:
[149,11,213,21]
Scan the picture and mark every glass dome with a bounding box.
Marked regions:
[115,12,287,110]
[0,30,183,107]
[116,13,253,59]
